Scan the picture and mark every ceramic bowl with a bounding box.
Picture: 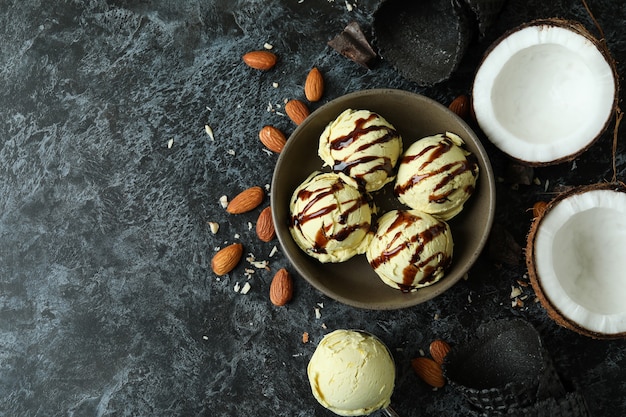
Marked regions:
[271,89,495,309]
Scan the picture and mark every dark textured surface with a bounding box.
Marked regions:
[1,0,625,416]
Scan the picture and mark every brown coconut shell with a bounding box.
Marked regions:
[526,182,626,339]
[473,18,620,167]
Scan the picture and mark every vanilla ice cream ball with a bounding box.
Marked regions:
[367,209,453,291]
[319,109,403,192]
[289,172,373,263]
[307,329,395,416]
[395,132,479,220]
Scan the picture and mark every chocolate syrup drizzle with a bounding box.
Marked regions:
[329,114,399,190]
[369,211,451,293]
[291,177,371,255]
[394,136,478,203]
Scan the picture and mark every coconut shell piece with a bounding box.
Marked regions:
[327,21,378,68]
[373,0,475,86]
[526,182,626,339]
[472,18,619,167]
[443,318,566,413]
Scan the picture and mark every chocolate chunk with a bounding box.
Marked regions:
[327,21,378,68]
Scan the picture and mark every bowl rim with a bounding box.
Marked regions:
[271,88,496,309]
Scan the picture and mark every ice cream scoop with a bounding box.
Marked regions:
[395,132,478,220]
[307,329,396,416]
[289,172,373,263]
[367,209,453,291]
[318,109,403,192]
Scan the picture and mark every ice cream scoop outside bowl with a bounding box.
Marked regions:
[307,329,399,416]
[271,89,495,309]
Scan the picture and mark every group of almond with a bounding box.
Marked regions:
[210,48,325,307]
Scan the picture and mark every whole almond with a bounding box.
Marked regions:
[269,268,293,306]
[285,99,310,125]
[259,125,287,153]
[448,94,470,120]
[256,206,276,242]
[411,357,445,388]
[211,243,243,275]
[429,339,451,365]
[226,186,264,214]
[242,50,277,70]
[304,67,324,102]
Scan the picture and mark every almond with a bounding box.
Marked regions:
[259,125,287,153]
[211,243,243,275]
[256,206,276,242]
[429,339,451,365]
[285,99,310,125]
[304,67,324,102]
[242,50,277,70]
[448,94,470,120]
[411,357,445,388]
[269,268,293,306]
[226,186,264,214]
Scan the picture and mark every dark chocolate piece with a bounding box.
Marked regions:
[327,21,378,68]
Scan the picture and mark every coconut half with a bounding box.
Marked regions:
[473,19,618,166]
[526,183,626,339]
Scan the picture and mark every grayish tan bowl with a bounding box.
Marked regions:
[271,89,495,309]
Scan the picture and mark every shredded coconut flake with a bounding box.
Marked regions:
[204,125,214,140]
[208,222,219,234]
[510,286,523,299]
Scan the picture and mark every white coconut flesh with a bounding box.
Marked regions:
[533,189,626,335]
[473,24,615,164]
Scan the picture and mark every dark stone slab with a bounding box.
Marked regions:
[1,0,625,416]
